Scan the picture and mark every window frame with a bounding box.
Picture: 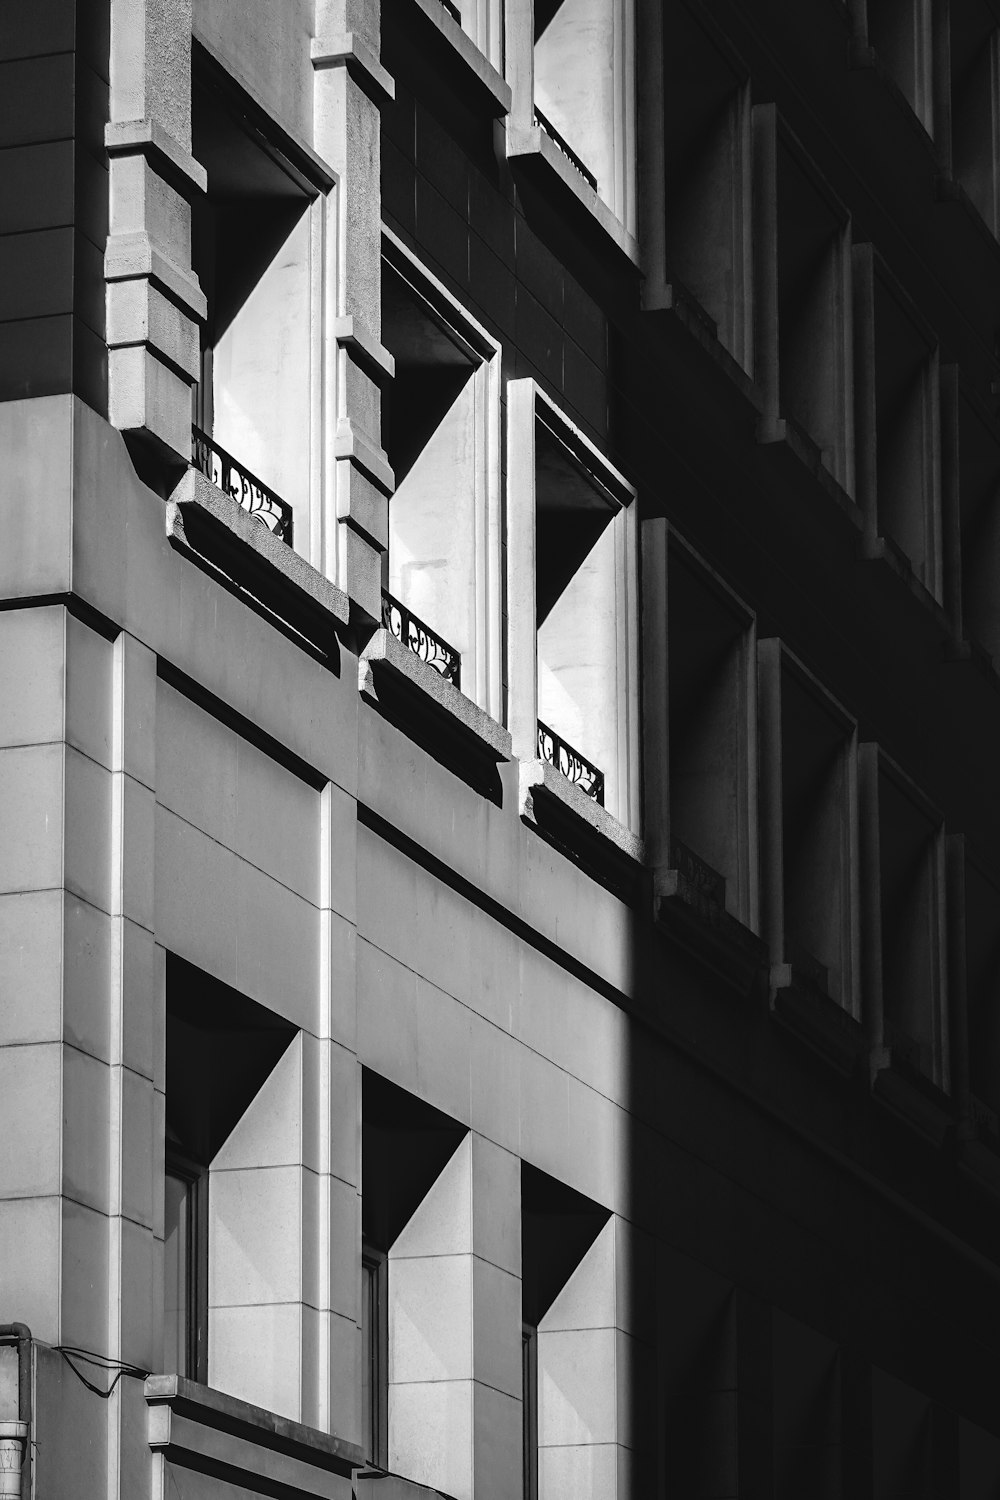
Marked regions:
[164,1145,209,1384]
[361,1242,389,1469]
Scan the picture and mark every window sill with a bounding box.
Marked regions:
[167,467,350,661]
[519,758,643,895]
[399,0,510,116]
[360,627,511,798]
[756,414,859,531]
[505,122,639,267]
[860,532,948,625]
[871,1049,953,1147]
[145,1374,362,1491]
[770,966,865,1074]
[355,1469,456,1499]
[653,870,767,998]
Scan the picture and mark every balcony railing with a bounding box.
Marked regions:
[192,426,294,546]
[537,720,604,804]
[381,590,461,689]
[670,838,725,905]
[532,106,598,192]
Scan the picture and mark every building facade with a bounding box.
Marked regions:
[3,0,1000,1495]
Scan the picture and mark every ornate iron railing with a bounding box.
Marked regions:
[532,106,598,192]
[537,720,604,804]
[381,590,461,688]
[192,426,294,545]
[670,838,726,905]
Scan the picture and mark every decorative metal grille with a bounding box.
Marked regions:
[192,426,294,545]
[670,838,726,905]
[536,720,604,804]
[532,107,598,192]
[381,590,461,689]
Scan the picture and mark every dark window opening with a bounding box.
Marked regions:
[164,953,296,1382]
[873,274,938,588]
[776,141,849,484]
[664,6,751,367]
[958,396,1000,658]
[868,0,934,132]
[951,9,1000,234]
[780,666,855,1007]
[668,546,753,922]
[964,858,1000,1122]
[361,1244,389,1468]
[876,767,945,1084]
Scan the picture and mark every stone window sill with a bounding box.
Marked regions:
[360,628,511,798]
[398,0,510,116]
[167,467,350,663]
[653,868,767,998]
[145,1374,361,1494]
[871,1048,953,1147]
[505,122,639,267]
[770,965,866,1073]
[519,758,643,895]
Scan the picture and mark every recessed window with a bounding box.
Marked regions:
[163,1147,208,1382]
[508,380,639,830]
[963,855,1000,1126]
[871,267,941,592]
[866,749,948,1087]
[951,9,1000,235]
[380,234,502,712]
[532,0,635,228]
[761,643,859,1011]
[957,394,1000,656]
[867,0,934,133]
[361,1245,389,1467]
[667,540,756,924]
[775,137,852,487]
[663,5,752,368]
[191,49,330,557]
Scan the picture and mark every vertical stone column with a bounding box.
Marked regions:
[537,1216,651,1499]
[306,777,361,1439]
[106,632,159,1499]
[641,517,671,892]
[388,1133,521,1500]
[312,1,396,622]
[106,0,206,465]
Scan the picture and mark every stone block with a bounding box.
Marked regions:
[209,1301,303,1423]
[210,1164,304,1308]
[0,604,66,749]
[390,1254,473,1384]
[389,1378,473,1499]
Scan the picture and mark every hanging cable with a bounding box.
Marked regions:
[50,1346,150,1400]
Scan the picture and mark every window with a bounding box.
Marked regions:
[774,132,852,488]
[962,853,1000,1130]
[957,392,1000,656]
[854,250,942,596]
[380,231,503,713]
[508,379,640,832]
[163,1142,208,1382]
[666,537,757,925]
[951,6,1000,235]
[521,1322,538,1500]
[662,5,752,368]
[861,747,948,1088]
[191,46,333,562]
[361,1245,388,1467]
[506,0,637,243]
[759,641,860,1012]
[867,0,935,133]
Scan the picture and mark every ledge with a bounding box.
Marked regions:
[871,1050,954,1147]
[506,122,640,268]
[519,759,644,896]
[756,414,862,532]
[356,1471,457,1500]
[104,232,209,321]
[334,316,395,389]
[360,628,511,797]
[105,118,208,196]
[642,280,759,408]
[145,1375,360,1494]
[653,869,767,998]
[399,0,511,116]
[770,967,866,1073]
[311,33,395,105]
[168,468,349,661]
[860,531,950,628]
